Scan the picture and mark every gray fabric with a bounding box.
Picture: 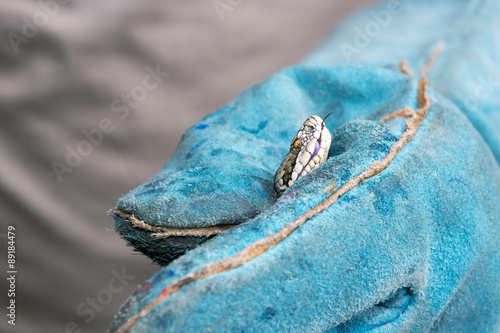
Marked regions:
[0,1,377,332]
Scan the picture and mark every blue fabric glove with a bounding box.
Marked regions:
[110,0,500,332]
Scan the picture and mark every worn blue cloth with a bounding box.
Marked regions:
[110,0,500,332]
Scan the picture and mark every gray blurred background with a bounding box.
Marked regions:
[0,1,377,332]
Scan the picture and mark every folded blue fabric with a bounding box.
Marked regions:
[110,0,500,332]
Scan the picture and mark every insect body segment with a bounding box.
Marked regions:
[274,115,332,198]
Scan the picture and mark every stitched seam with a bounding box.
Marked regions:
[109,207,236,238]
